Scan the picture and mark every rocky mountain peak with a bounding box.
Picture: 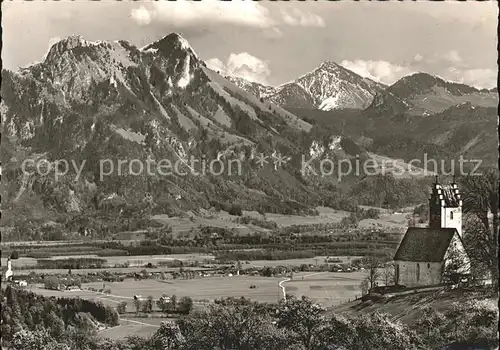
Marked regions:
[317,60,341,71]
[45,35,105,62]
[142,32,199,60]
[228,59,386,111]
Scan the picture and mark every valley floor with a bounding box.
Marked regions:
[25,270,366,339]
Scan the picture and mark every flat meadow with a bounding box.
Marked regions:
[30,271,365,308]
[284,271,365,307]
[28,269,366,340]
[98,317,166,340]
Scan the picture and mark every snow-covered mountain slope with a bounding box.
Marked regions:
[225,76,276,100]
[226,61,386,111]
[1,32,331,224]
[271,61,386,110]
[1,32,449,235]
[2,33,314,154]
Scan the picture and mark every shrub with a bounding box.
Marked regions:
[116,301,127,314]
[178,296,194,314]
[44,276,59,290]
[228,204,243,216]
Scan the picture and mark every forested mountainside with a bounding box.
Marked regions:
[3,32,495,241]
[1,33,437,241]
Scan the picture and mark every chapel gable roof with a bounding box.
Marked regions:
[394,227,458,262]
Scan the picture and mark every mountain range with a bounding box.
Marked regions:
[1,32,497,240]
[227,61,387,111]
[231,63,498,168]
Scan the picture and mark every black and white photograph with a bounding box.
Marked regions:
[1,1,499,349]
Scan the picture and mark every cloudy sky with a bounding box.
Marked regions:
[2,1,497,88]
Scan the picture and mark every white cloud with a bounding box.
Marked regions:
[341,58,496,89]
[281,8,325,27]
[131,1,274,28]
[205,58,226,73]
[131,6,153,26]
[446,67,496,89]
[413,54,423,62]
[340,60,415,85]
[207,53,271,85]
[443,50,462,64]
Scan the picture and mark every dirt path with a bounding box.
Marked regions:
[279,272,327,301]
[119,318,161,328]
[278,278,290,301]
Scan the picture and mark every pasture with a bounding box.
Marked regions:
[31,272,365,309]
[221,206,350,227]
[1,253,217,271]
[151,214,254,235]
[29,270,366,339]
[283,271,365,307]
[152,206,352,232]
[246,255,363,268]
[99,317,167,340]
[127,205,408,236]
[83,275,285,304]
[30,276,285,307]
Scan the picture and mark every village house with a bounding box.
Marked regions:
[394,179,470,287]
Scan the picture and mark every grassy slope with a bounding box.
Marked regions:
[331,289,496,325]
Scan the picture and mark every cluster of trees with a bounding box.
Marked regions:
[84,225,398,261]
[460,169,499,289]
[115,295,194,316]
[36,258,107,270]
[43,275,82,290]
[215,242,395,263]
[209,201,243,216]
[339,208,381,229]
[348,175,431,210]
[232,215,278,230]
[6,294,497,350]
[215,250,317,262]
[413,299,498,349]
[1,286,118,347]
[412,203,429,223]
[157,296,193,315]
[11,270,108,285]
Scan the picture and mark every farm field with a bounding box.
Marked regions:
[4,253,364,273]
[218,206,350,227]
[283,271,365,307]
[30,276,284,305]
[358,212,410,230]
[84,276,285,303]
[4,256,365,278]
[0,205,409,257]
[28,271,367,339]
[151,214,255,235]
[31,272,366,307]
[151,207,351,233]
[99,317,168,340]
[246,255,363,268]
[1,253,217,270]
[153,205,408,232]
